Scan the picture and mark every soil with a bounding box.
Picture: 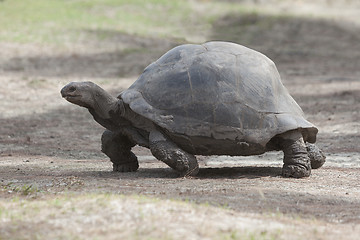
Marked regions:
[0,1,359,239]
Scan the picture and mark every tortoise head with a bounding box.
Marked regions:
[61,81,98,108]
[61,81,119,119]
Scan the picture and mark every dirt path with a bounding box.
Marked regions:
[0,155,360,239]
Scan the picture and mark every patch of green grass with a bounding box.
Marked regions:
[0,0,252,45]
[218,229,282,240]
[0,0,187,44]
[3,183,39,196]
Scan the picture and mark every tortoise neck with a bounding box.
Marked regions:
[91,86,120,119]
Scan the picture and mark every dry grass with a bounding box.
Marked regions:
[0,193,319,240]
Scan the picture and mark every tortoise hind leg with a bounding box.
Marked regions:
[278,130,311,178]
[149,130,199,177]
[101,130,139,172]
[306,143,326,169]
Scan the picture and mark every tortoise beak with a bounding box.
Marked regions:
[61,83,79,100]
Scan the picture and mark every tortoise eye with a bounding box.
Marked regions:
[69,86,76,92]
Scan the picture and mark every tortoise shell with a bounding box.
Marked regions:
[120,41,317,147]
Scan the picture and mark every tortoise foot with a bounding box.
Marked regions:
[306,143,326,169]
[179,160,199,177]
[282,164,311,178]
[113,159,139,172]
[149,130,199,177]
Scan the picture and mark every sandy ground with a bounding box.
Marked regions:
[0,1,360,239]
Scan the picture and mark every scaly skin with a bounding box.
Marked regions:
[306,143,326,169]
[279,130,311,178]
[149,130,199,177]
[101,130,139,172]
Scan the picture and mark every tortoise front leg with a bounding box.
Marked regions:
[101,130,139,172]
[278,130,311,178]
[149,130,199,177]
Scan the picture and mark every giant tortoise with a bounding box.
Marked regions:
[61,41,325,178]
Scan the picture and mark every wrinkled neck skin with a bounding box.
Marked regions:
[91,87,119,119]
[87,86,155,136]
[87,88,129,131]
